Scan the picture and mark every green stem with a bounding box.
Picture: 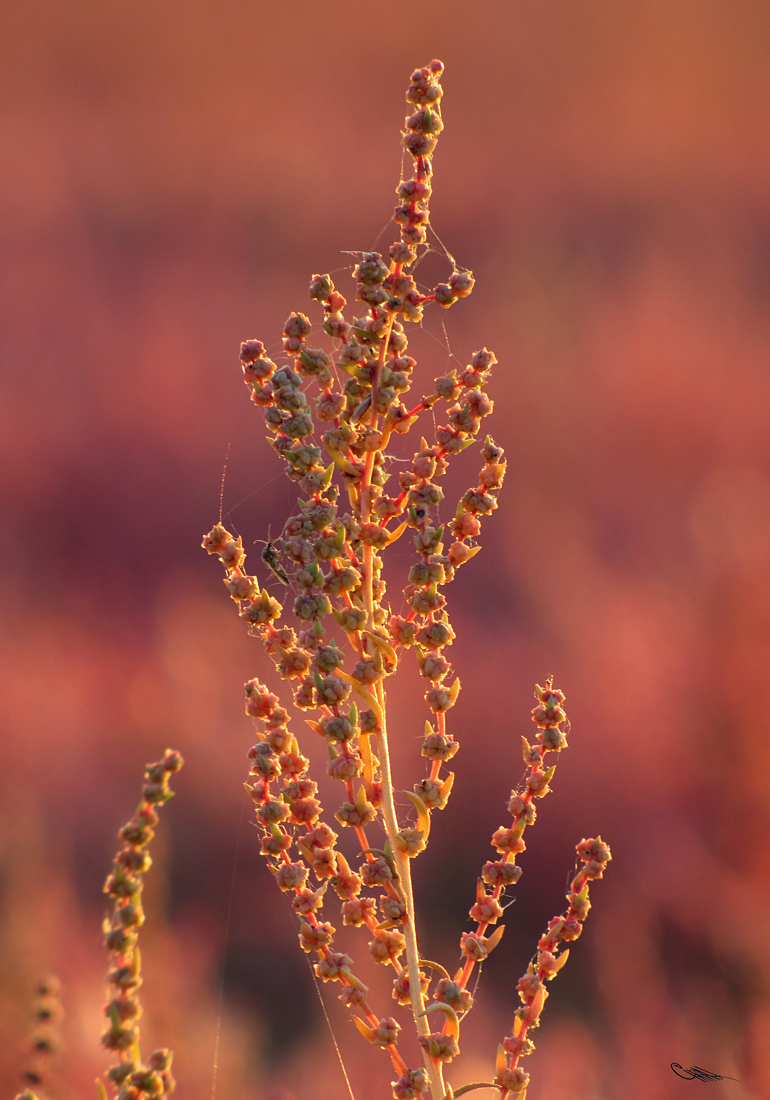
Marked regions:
[359,306,445,1100]
[375,700,445,1100]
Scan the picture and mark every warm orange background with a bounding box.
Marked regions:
[1,2,769,1098]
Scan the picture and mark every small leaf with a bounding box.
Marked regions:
[340,967,368,993]
[350,393,373,425]
[424,1001,460,1040]
[454,1082,507,1099]
[551,948,570,975]
[404,790,431,839]
[325,447,360,475]
[364,628,397,664]
[352,1015,376,1043]
[485,924,505,954]
[419,957,450,979]
[439,771,455,805]
[335,852,352,877]
[384,520,408,546]
[359,729,375,789]
[355,783,370,816]
[530,984,547,1021]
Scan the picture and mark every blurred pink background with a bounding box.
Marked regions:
[1,1,769,1098]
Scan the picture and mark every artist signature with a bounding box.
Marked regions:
[671,1063,741,1083]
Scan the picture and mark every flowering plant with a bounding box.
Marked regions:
[200,59,611,1100]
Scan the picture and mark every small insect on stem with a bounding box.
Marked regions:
[256,526,290,585]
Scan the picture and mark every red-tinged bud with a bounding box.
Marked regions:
[254,799,289,826]
[287,797,321,825]
[374,1016,401,1047]
[283,312,312,339]
[354,252,389,286]
[418,1032,458,1062]
[418,652,451,681]
[449,270,474,297]
[560,917,583,941]
[292,885,326,916]
[309,274,334,301]
[407,108,443,136]
[225,573,258,601]
[469,891,503,924]
[460,932,489,961]
[327,752,363,781]
[482,860,522,888]
[539,725,567,751]
[433,283,455,307]
[101,1021,137,1052]
[240,592,282,627]
[341,896,376,927]
[201,523,231,555]
[274,862,307,892]
[369,929,406,963]
[392,1069,430,1099]
[567,893,591,922]
[537,950,558,977]
[434,978,473,1013]
[361,856,394,888]
[239,339,266,363]
[260,831,291,857]
[577,836,612,865]
[335,798,376,828]
[244,680,278,718]
[389,615,417,646]
[491,826,526,855]
[422,731,458,761]
[495,1067,529,1094]
[405,131,438,157]
[324,313,351,340]
[315,951,353,981]
[327,290,346,312]
[297,920,335,952]
[397,178,431,202]
[395,827,426,856]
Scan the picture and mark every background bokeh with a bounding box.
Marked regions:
[1,1,769,1098]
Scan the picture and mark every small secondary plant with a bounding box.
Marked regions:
[14,751,184,1100]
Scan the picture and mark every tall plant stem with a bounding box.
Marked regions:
[374,694,445,1100]
[358,314,445,1099]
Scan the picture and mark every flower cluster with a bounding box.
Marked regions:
[15,976,63,1097]
[204,60,609,1100]
[489,684,612,1097]
[99,749,183,1100]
